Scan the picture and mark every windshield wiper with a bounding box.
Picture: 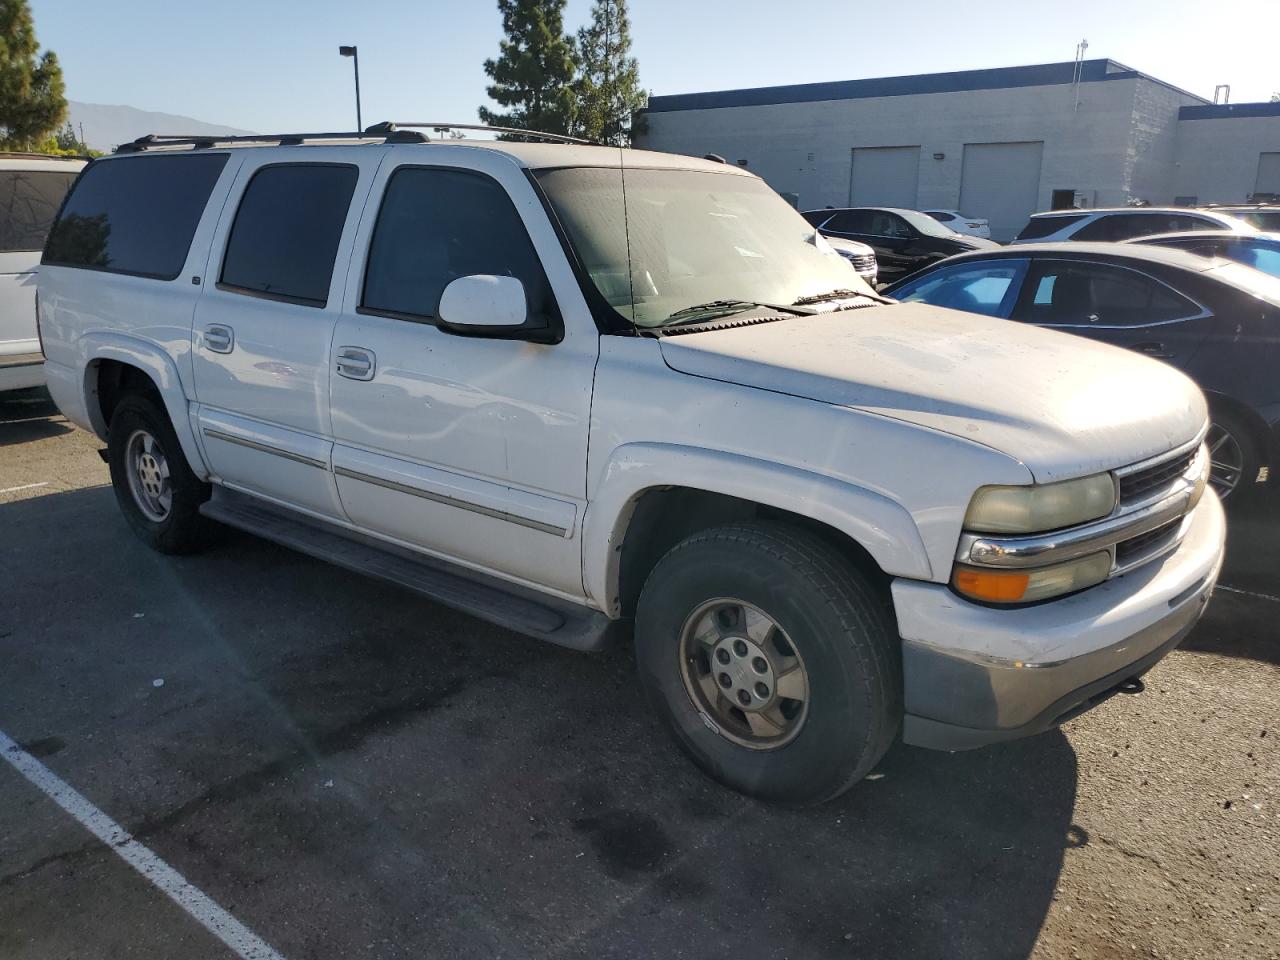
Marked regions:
[661,299,807,326]
[791,288,879,306]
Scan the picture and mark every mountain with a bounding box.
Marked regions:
[66,101,254,153]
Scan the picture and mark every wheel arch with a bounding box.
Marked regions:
[1203,390,1276,466]
[583,443,933,617]
[80,335,209,480]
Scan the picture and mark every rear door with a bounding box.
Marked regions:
[1009,259,1211,366]
[191,151,382,518]
[0,163,80,361]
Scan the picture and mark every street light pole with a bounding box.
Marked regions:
[338,45,362,131]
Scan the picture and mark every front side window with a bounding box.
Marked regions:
[1015,214,1086,241]
[891,260,1026,317]
[825,210,872,233]
[1238,242,1280,278]
[0,170,79,252]
[1012,261,1200,326]
[44,154,228,279]
[362,167,557,326]
[220,163,358,306]
[535,166,869,329]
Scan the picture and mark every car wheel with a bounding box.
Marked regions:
[634,521,901,805]
[107,391,213,553]
[1206,408,1265,502]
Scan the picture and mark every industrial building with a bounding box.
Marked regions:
[636,59,1280,241]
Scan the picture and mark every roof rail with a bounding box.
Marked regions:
[369,121,594,145]
[112,121,593,155]
[0,150,91,161]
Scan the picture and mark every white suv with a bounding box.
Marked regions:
[1012,206,1255,244]
[0,153,84,391]
[38,128,1225,804]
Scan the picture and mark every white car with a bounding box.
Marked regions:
[822,235,878,285]
[0,153,84,391]
[1012,207,1255,244]
[38,128,1224,804]
[923,209,990,240]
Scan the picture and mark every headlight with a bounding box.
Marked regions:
[963,473,1118,534]
[954,551,1112,604]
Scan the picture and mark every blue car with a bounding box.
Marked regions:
[1127,230,1280,279]
[884,242,1280,501]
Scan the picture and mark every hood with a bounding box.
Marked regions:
[952,235,999,249]
[657,303,1206,482]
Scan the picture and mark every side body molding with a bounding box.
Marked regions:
[583,442,933,614]
[76,332,210,480]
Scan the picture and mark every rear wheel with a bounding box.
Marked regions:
[635,522,901,805]
[107,392,213,553]
[1207,408,1265,502]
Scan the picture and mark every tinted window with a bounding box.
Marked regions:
[800,210,833,227]
[1237,242,1280,278]
[44,154,228,279]
[0,170,78,252]
[1013,261,1200,326]
[221,164,357,306]
[362,167,557,325]
[927,211,955,222]
[1014,214,1086,241]
[825,210,872,233]
[892,261,1024,317]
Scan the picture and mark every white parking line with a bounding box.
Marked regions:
[1217,584,1280,605]
[0,481,49,495]
[0,730,287,960]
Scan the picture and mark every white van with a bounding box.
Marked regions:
[0,153,85,392]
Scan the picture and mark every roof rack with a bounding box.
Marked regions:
[114,121,594,154]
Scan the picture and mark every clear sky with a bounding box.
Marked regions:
[28,0,1280,133]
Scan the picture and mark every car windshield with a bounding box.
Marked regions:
[893,208,960,239]
[534,166,872,328]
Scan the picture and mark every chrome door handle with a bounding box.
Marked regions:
[204,324,234,354]
[335,346,376,381]
[1133,341,1173,359]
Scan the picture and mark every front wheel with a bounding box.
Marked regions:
[634,522,901,805]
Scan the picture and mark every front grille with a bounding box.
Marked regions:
[846,253,876,273]
[1119,448,1196,507]
[1115,518,1182,570]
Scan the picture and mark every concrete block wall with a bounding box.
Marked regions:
[1173,114,1280,204]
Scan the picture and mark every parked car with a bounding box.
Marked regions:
[1012,207,1254,245]
[39,131,1223,804]
[1201,204,1280,232]
[822,235,878,285]
[0,153,84,392]
[1128,230,1280,279]
[923,208,991,240]
[884,242,1279,500]
[801,206,996,283]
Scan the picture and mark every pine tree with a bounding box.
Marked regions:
[479,0,577,138]
[575,0,646,145]
[0,0,66,150]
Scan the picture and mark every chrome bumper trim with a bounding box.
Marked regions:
[201,428,328,469]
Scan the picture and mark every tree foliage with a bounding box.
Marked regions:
[0,0,66,150]
[574,0,646,145]
[478,0,577,138]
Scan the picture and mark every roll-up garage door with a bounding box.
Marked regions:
[849,146,920,209]
[1256,153,1280,198]
[960,141,1044,242]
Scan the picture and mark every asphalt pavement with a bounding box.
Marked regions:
[1,388,1276,960]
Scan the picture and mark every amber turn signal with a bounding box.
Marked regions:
[954,568,1031,603]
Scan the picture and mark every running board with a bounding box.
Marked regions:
[200,488,616,652]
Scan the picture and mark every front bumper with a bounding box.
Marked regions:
[893,490,1225,751]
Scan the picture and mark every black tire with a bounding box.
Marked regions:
[634,521,901,805]
[107,391,213,554]
[1208,406,1266,504]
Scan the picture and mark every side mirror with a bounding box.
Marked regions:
[437,274,555,342]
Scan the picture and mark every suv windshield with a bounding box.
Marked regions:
[893,208,959,239]
[535,166,871,328]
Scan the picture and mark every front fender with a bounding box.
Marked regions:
[582,441,933,614]
[76,332,209,480]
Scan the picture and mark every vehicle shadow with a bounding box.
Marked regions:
[0,388,71,446]
[1,486,1079,960]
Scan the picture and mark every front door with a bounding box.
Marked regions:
[191,152,381,518]
[327,152,598,598]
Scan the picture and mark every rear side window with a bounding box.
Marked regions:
[0,170,79,252]
[1013,261,1201,326]
[44,154,228,279]
[220,164,358,306]
[361,167,557,326]
[1014,214,1086,241]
